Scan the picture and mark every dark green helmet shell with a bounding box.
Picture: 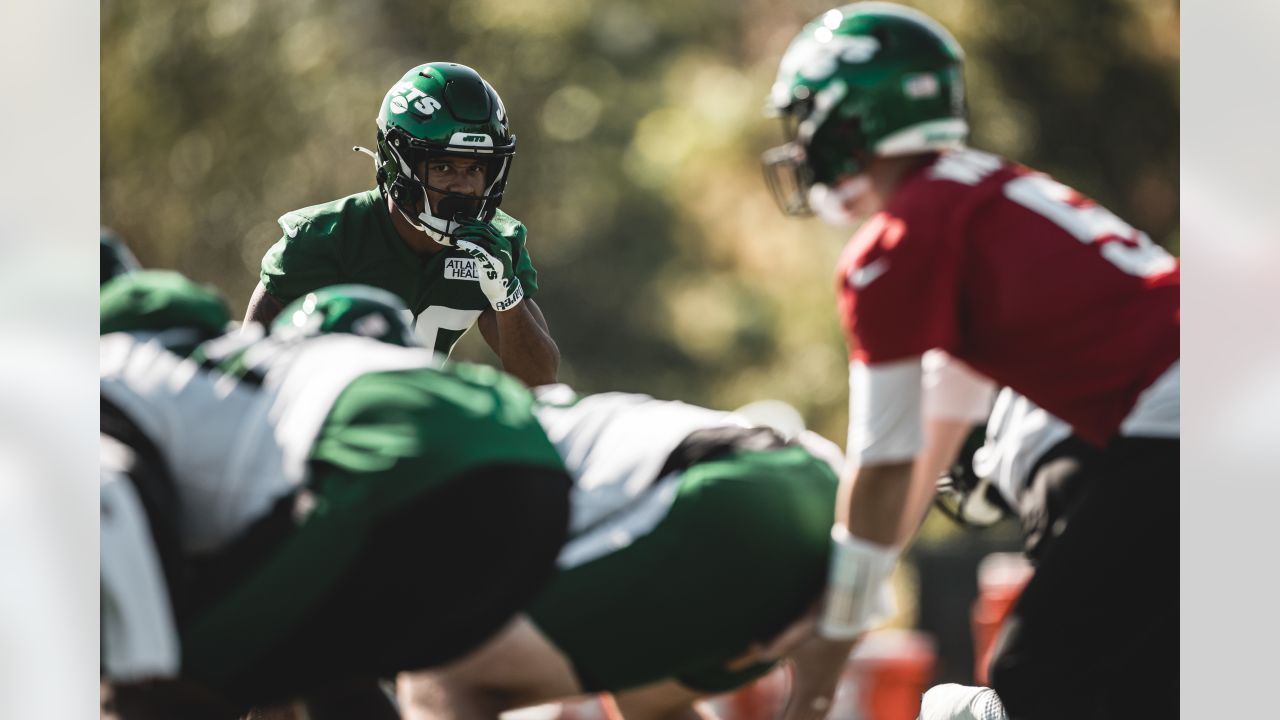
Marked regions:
[762,3,967,214]
[272,284,420,348]
[100,270,231,353]
[376,62,512,151]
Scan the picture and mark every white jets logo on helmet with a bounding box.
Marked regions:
[389,82,442,117]
[798,35,882,81]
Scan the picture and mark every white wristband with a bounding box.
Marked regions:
[817,525,899,639]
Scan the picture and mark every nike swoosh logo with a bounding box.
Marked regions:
[281,215,303,238]
[849,257,890,289]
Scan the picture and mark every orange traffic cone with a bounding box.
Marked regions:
[843,629,936,720]
[970,553,1033,686]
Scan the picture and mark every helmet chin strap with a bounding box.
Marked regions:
[355,145,460,245]
[398,203,457,246]
[413,195,474,245]
[809,175,873,227]
[397,204,436,235]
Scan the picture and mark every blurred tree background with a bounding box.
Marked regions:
[102,0,1178,445]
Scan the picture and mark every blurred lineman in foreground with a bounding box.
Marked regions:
[762,3,1178,718]
[101,275,571,717]
[400,386,851,720]
[243,61,559,386]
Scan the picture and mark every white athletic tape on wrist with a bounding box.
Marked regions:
[818,525,898,639]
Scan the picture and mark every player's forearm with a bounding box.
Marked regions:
[899,418,975,544]
[614,683,710,720]
[243,281,286,330]
[494,303,560,386]
[398,672,503,720]
[639,702,717,720]
[838,460,914,546]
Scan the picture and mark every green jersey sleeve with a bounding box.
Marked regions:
[260,212,346,303]
[492,210,539,298]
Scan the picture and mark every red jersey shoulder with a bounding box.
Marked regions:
[891,149,1019,215]
[832,153,1019,364]
[837,150,1020,278]
[832,151,1039,364]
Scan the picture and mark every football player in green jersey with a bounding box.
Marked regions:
[265,285,871,720]
[397,386,869,720]
[243,62,560,387]
[103,276,571,717]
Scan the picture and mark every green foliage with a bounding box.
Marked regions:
[103,0,1178,443]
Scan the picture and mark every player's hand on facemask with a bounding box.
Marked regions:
[453,219,524,312]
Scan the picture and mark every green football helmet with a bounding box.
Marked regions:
[762,3,968,215]
[101,227,141,285]
[272,284,420,347]
[100,270,232,354]
[354,62,516,244]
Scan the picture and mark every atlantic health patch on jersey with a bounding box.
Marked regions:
[443,257,481,281]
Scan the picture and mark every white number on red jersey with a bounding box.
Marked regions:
[929,148,1003,186]
[1004,174,1175,278]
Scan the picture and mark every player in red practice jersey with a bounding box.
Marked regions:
[762,4,1177,719]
